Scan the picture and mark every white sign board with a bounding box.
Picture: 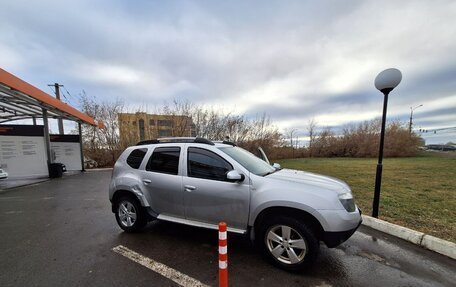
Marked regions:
[50,142,82,170]
[0,136,48,178]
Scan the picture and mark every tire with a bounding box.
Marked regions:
[114,196,147,232]
[256,216,319,271]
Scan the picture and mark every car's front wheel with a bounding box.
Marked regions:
[114,196,147,232]
[257,216,319,271]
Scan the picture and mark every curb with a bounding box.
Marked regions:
[361,215,456,260]
[0,178,50,192]
[85,168,113,172]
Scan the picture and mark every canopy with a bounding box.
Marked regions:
[0,68,101,127]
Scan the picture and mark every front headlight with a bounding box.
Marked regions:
[339,192,356,212]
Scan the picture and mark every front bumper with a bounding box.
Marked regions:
[322,208,362,248]
[322,219,362,247]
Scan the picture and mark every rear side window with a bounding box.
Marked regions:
[146,147,181,175]
[126,148,147,169]
[188,147,233,181]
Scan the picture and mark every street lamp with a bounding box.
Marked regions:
[372,68,402,218]
[409,104,423,134]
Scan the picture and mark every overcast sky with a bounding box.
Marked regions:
[1,0,455,144]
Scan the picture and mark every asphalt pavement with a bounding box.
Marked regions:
[0,170,454,287]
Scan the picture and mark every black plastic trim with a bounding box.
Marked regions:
[136,137,215,146]
[322,219,362,248]
[194,137,215,145]
[136,139,159,145]
[222,140,236,146]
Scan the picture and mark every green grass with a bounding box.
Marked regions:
[277,152,456,243]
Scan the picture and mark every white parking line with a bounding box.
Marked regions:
[4,210,24,214]
[112,245,210,287]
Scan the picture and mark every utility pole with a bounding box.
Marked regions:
[409,104,423,134]
[48,83,64,134]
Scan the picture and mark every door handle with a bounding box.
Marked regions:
[143,179,152,184]
[184,185,196,192]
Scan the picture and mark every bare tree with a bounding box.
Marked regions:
[79,92,124,165]
[307,118,317,157]
[190,106,231,140]
[161,103,281,154]
[284,128,298,158]
[162,100,195,137]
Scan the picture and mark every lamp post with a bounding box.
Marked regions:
[372,68,402,218]
[409,104,423,134]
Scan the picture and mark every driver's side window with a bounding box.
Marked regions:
[187,147,233,181]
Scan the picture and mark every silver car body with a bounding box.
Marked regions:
[110,141,361,242]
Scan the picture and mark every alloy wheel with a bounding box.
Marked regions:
[118,201,137,227]
[266,225,307,264]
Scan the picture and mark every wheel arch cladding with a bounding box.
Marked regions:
[111,190,141,213]
[254,206,325,240]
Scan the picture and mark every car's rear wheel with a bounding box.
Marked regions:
[114,196,147,232]
[257,216,319,271]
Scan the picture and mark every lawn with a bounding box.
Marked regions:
[276,152,456,243]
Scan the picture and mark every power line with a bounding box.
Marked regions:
[420,133,456,137]
[61,91,69,102]
[62,87,75,105]
[45,83,82,109]
[48,83,71,103]
[418,126,456,134]
[48,86,56,96]
[63,86,83,107]
[63,86,76,101]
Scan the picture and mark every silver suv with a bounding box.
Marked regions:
[109,137,362,271]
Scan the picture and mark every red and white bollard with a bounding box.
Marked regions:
[218,222,228,287]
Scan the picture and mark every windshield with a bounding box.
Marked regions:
[218,146,276,176]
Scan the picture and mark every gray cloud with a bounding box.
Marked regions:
[1,0,455,143]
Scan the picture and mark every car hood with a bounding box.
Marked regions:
[266,168,351,194]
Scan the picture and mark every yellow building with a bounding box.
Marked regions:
[118,113,196,146]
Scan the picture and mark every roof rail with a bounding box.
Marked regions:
[136,137,215,146]
[213,140,237,146]
[194,137,215,145]
[136,139,159,145]
[222,140,236,146]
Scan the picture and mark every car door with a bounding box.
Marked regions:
[183,146,250,230]
[257,147,270,164]
[140,146,185,218]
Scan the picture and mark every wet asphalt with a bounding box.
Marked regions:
[0,170,454,287]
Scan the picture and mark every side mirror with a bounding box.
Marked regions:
[226,170,245,182]
[272,163,281,170]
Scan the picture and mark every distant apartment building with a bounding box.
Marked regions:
[118,112,196,146]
